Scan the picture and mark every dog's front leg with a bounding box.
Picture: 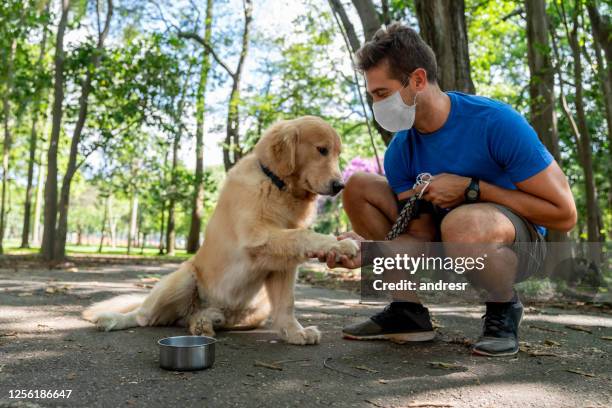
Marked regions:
[249,228,359,261]
[265,268,320,345]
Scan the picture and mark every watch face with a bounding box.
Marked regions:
[467,190,478,200]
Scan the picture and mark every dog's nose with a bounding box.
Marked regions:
[331,180,345,196]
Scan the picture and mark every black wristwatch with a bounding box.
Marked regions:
[464,177,480,203]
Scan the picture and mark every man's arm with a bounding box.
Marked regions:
[481,161,577,231]
[418,161,577,232]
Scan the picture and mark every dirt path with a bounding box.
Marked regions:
[0,261,610,407]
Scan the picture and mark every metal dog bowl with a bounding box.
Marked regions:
[158,335,216,371]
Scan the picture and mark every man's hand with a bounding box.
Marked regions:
[416,173,470,209]
[306,231,364,269]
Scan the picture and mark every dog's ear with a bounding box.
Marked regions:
[256,120,299,176]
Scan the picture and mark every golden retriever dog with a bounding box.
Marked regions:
[82,116,358,345]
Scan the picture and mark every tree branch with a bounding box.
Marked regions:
[178,31,236,79]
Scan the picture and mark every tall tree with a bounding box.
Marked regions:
[41,0,70,261]
[585,1,612,158]
[526,0,568,247]
[186,0,214,254]
[21,1,51,248]
[552,0,602,246]
[166,62,193,256]
[0,1,28,253]
[328,0,393,145]
[414,0,475,94]
[526,0,560,161]
[54,0,113,260]
[180,0,253,171]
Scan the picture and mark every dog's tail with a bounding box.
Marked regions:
[82,294,146,322]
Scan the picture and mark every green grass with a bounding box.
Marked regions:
[2,239,191,260]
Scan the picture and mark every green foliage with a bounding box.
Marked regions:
[0,0,610,253]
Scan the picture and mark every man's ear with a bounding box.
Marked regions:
[258,120,299,176]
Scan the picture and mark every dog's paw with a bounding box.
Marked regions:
[283,325,321,345]
[330,238,359,258]
[189,318,216,337]
[95,312,121,332]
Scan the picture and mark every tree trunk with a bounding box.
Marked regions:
[32,148,45,246]
[222,0,252,171]
[186,0,214,253]
[414,0,475,93]
[158,199,166,255]
[0,38,17,254]
[54,0,113,261]
[165,132,180,256]
[127,193,138,255]
[526,0,561,161]
[20,0,50,249]
[351,0,380,41]
[553,1,602,248]
[41,0,71,261]
[526,0,567,246]
[586,2,612,158]
[331,0,393,145]
[98,195,109,253]
[568,7,601,245]
[108,194,116,248]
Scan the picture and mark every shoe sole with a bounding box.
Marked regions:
[343,331,436,342]
[471,347,519,357]
[471,305,524,357]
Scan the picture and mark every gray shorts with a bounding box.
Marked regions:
[396,200,546,282]
[488,203,547,282]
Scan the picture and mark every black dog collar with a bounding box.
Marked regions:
[259,162,286,191]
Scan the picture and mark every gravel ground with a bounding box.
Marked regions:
[0,260,610,408]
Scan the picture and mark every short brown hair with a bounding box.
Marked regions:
[354,23,438,84]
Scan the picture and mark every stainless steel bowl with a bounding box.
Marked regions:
[158,335,216,371]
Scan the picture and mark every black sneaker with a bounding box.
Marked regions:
[472,300,523,357]
[342,302,436,342]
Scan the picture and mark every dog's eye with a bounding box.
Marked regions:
[317,146,329,156]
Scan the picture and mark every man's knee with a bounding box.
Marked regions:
[441,204,514,244]
[342,172,380,208]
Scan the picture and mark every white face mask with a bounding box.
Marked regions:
[372,89,417,132]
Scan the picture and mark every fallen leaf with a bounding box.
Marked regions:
[377,379,388,384]
[66,372,77,380]
[0,331,17,337]
[353,365,379,374]
[600,336,612,341]
[566,368,595,378]
[17,292,33,297]
[254,360,282,371]
[544,339,561,347]
[428,361,464,370]
[140,277,160,283]
[565,325,593,334]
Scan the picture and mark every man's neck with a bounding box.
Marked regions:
[414,87,451,134]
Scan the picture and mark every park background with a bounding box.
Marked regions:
[0,0,609,295]
[1,2,611,406]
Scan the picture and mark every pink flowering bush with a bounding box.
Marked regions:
[341,156,384,182]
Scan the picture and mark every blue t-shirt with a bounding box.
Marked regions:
[383,91,553,235]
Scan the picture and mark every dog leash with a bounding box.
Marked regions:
[385,173,433,241]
